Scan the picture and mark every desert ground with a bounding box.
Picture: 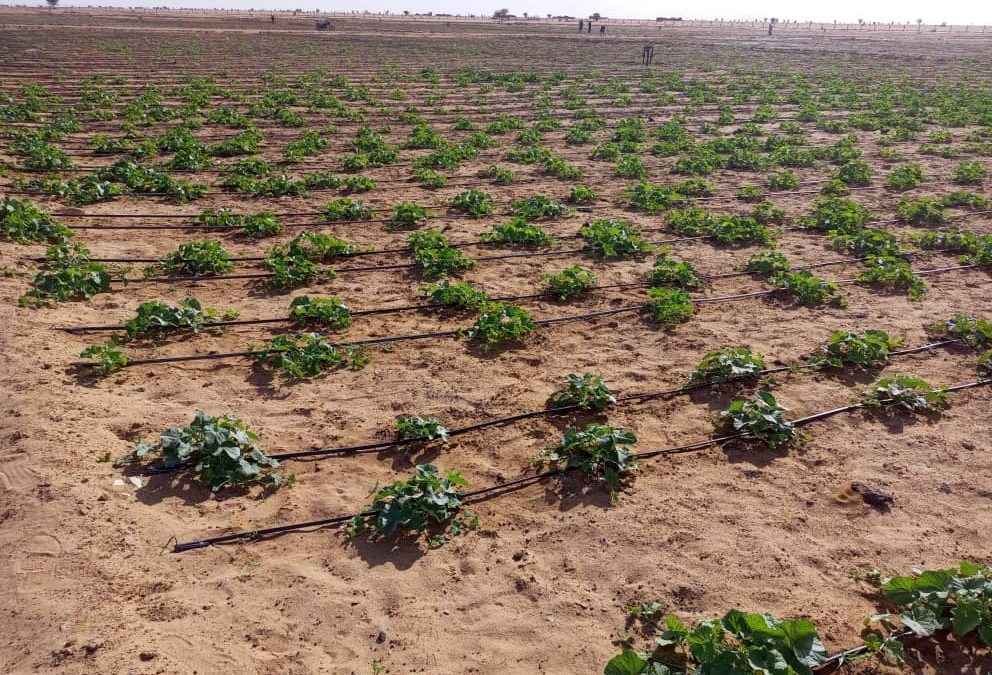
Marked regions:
[0,8,990,674]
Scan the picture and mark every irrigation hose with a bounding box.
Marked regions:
[169,377,991,553]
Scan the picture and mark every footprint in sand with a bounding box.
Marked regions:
[0,453,41,492]
[8,533,64,596]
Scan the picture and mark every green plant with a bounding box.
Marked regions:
[646,287,694,326]
[340,175,376,193]
[688,347,765,384]
[580,219,653,259]
[80,341,129,374]
[254,333,368,380]
[546,373,616,411]
[542,265,597,301]
[413,168,447,188]
[772,271,844,307]
[810,330,902,369]
[952,160,987,185]
[481,217,554,247]
[897,197,945,225]
[568,184,598,204]
[767,169,799,191]
[708,215,776,247]
[123,297,221,340]
[0,197,72,244]
[862,374,948,413]
[511,195,569,221]
[667,207,716,236]
[626,182,690,214]
[914,228,980,254]
[21,242,111,305]
[605,611,827,675]
[867,562,991,651]
[395,416,449,442]
[736,184,765,202]
[745,250,790,278]
[287,231,359,260]
[288,296,352,330]
[451,188,495,217]
[408,229,474,278]
[886,163,925,191]
[146,240,234,277]
[615,154,647,179]
[323,198,372,222]
[829,227,901,257]
[479,164,515,185]
[240,212,282,239]
[536,424,637,499]
[263,248,331,289]
[389,201,429,229]
[422,280,489,311]
[720,390,796,449]
[929,314,992,349]
[836,159,873,186]
[800,197,872,232]
[466,302,535,350]
[857,255,926,300]
[126,411,286,491]
[347,464,476,547]
[751,201,786,225]
[647,252,703,289]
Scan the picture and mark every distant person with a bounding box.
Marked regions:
[600,24,606,34]
[587,21,591,33]
[578,19,583,32]
[270,14,275,23]
[641,43,655,65]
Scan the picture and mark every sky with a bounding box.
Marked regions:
[4,0,989,26]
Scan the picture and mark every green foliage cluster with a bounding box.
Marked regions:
[511,195,570,220]
[288,296,352,330]
[481,217,554,247]
[422,280,489,311]
[395,416,450,442]
[929,314,992,349]
[323,197,373,222]
[145,240,234,277]
[451,188,495,217]
[537,424,638,499]
[772,271,844,307]
[254,333,368,380]
[688,347,766,385]
[862,374,948,413]
[542,265,597,300]
[546,373,616,411]
[720,390,796,449]
[580,219,653,259]
[745,250,790,278]
[21,242,111,305]
[408,229,474,278]
[389,201,429,229]
[123,297,224,340]
[647,252,703,289]
[0,197,73,244]
[466,302,535,350]
[810,330,902,369]
[646,287,694,326]
[857,255,926,300]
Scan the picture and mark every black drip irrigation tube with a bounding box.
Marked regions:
[139,337,961,472]
[70,262,984,369]
[169,378,992,553]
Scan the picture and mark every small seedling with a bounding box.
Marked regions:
[546,373,616,411]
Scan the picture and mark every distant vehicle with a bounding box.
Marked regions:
[315,18,333,30]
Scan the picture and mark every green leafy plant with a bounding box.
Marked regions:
[689,347,766,385]
[836,159,873,186]
[511,195,570,220]
[648,252,703,289]
[80,341,129,375]
[145,240,234,277]
[857,255,926,300]
[408,229,474,278]
[580,219,653,259]
[240,212,282,239]
[126,411,287,491]
[667,207,716,236]
[478,164,514,185]
[466,301,535,350]
[287,231,360,260]
[605,610,827,675]
[389,201,429,229]
[482,217,554,248]
[542,265,597,301]
[862,374,948,413]
[800,197,872,232]
[254,333,368,380]
[568,184,598,204]
[772,271,844,307]
[952,160,987,185]
[810,330,903,370]
[929,314,992,350]
[546,373,616,411]
[536,424,637,500]
[767,169,799,191]
[323,198,372,222]
[422,280,489,311]
[646,287,694,326]
[123,297,222,340]
[1,197,73,244]
[720,390,796,449]
[288,296,352,330]
[736,184,765,202]
[886,163,924,191]
[745,250,790,278]
[451,188,494,217]
[897,197,945,225]
[708,215,776,247]
[395,416,449,442]
[21,242,111,305]
[347,464,476,547]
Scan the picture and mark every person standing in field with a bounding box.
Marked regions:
[600,24,606,34]
[587,21,592,33]
[579,19,584,32]
[642,43,655,65]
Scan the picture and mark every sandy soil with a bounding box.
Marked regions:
[0,10,990,674]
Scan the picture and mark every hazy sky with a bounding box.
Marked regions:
[5,0,989,25]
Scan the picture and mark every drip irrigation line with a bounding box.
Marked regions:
[169,377,992,552]
[73,262,982,370]
[59,253,876,333]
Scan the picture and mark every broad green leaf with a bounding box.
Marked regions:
[950,597,981,637]
[604,649,647,675]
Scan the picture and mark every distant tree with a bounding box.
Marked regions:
[403,9,409,15]
[590,12,601,20]
[493,8,509,19]
[45,0,59,7]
